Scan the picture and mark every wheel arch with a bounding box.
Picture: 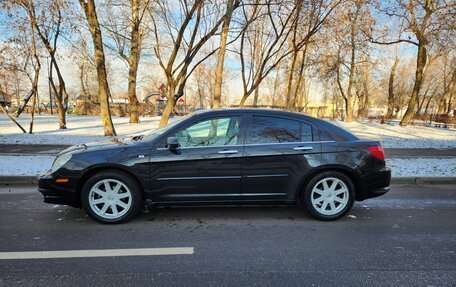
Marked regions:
[75,165,146,206]
[296,165,361,202]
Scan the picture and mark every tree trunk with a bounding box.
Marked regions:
[424,93,434,115]
[386,56,399,120]
[159,84,176,127]
[127,58,140,123]
[418,87,430,115]
[239,89,253,107]
[294,48,307,110]
[437,97,446,114]
[400,41,426,126]
[345,21,357,123]
[52,59,68,129]
[29,33,41,133]
[252,88,259,107]
[284,0,302,111]
[285,50,298,110]
[358,83,369,118]
[213,0,235,109]
[447,91,454,114]
[444,70,455,114]
[127,0,141,123]
[29,89,38,134]
[335,62,347,121]
[80,0,116,136]
[49,63,67,129]
[14,90,34,118]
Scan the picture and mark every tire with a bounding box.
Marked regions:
[302,171,355,221]
[81,170,142,224]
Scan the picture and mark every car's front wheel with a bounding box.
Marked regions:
[81,170,142,224]
[303,171,355,221]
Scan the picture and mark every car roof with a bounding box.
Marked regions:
[191,108,358,141]
[193,108,314,120]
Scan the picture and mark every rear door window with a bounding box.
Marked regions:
[247,116,301,144]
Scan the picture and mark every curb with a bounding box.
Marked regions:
[0,176,38,185]
[1,176,455,185]
[390,177,456,185]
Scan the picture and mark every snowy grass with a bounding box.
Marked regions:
[387,158,456,177]
[1,114,455,148]
[0,114,162,145]
[334,120,456,148]
[0,155,54,176]
[0,155,454,177]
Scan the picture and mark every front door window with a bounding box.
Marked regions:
[174,116,241,147]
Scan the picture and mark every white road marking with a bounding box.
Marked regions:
[0,247,194,260]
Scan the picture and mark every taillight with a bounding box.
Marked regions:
[368,146,385,160]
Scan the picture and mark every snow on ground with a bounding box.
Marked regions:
[0,156,54,176]
[0,155,454,177]
[334,120,456,148]
[1,114,455,148]
[387,158,456,177]
[0,115,162,145]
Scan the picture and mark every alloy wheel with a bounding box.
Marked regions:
[88,179,132,220]
[310,177,349,216]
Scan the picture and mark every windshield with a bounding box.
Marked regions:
[141,114,193,142]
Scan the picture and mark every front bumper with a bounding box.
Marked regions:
[357,167,391,201]
[38,172,80,207]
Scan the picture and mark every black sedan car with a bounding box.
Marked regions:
[39,109,390,223]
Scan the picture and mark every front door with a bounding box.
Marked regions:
[149,115,244,202]
[242,115,321,201]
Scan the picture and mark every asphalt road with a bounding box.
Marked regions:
[0,184,455,286]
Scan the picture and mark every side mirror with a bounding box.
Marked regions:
[167,137,179,150]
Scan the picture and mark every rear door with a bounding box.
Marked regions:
[241,115,321,201]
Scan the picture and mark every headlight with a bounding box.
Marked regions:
[51,153,72,173]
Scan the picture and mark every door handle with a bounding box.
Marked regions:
[293,146,314,151]
[218,150,238,154]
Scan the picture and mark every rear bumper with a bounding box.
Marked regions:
[357,167,391,201]
[38,172,79,207]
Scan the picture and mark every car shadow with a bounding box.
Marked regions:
[45,203,370,225]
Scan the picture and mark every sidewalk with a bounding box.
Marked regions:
[1,144,455,157]
[0,144,68,155]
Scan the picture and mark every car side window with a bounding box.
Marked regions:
[174,116,241,147]
[247,116,301,144]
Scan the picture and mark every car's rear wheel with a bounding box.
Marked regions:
[302,171,355,221]
[81,170,142,224]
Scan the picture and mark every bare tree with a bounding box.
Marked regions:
[436,55,456,114]
[372,0,455,126]
[79,0,117,136]
[102,0,150,123]
[338,1,373,122]
[148,0,240,127]
[19,0,72,129]
[2,1,44,132]
[386,56,399,120]
[213,0,238,109]
[24,3,41,133]
[237,0,339,107]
